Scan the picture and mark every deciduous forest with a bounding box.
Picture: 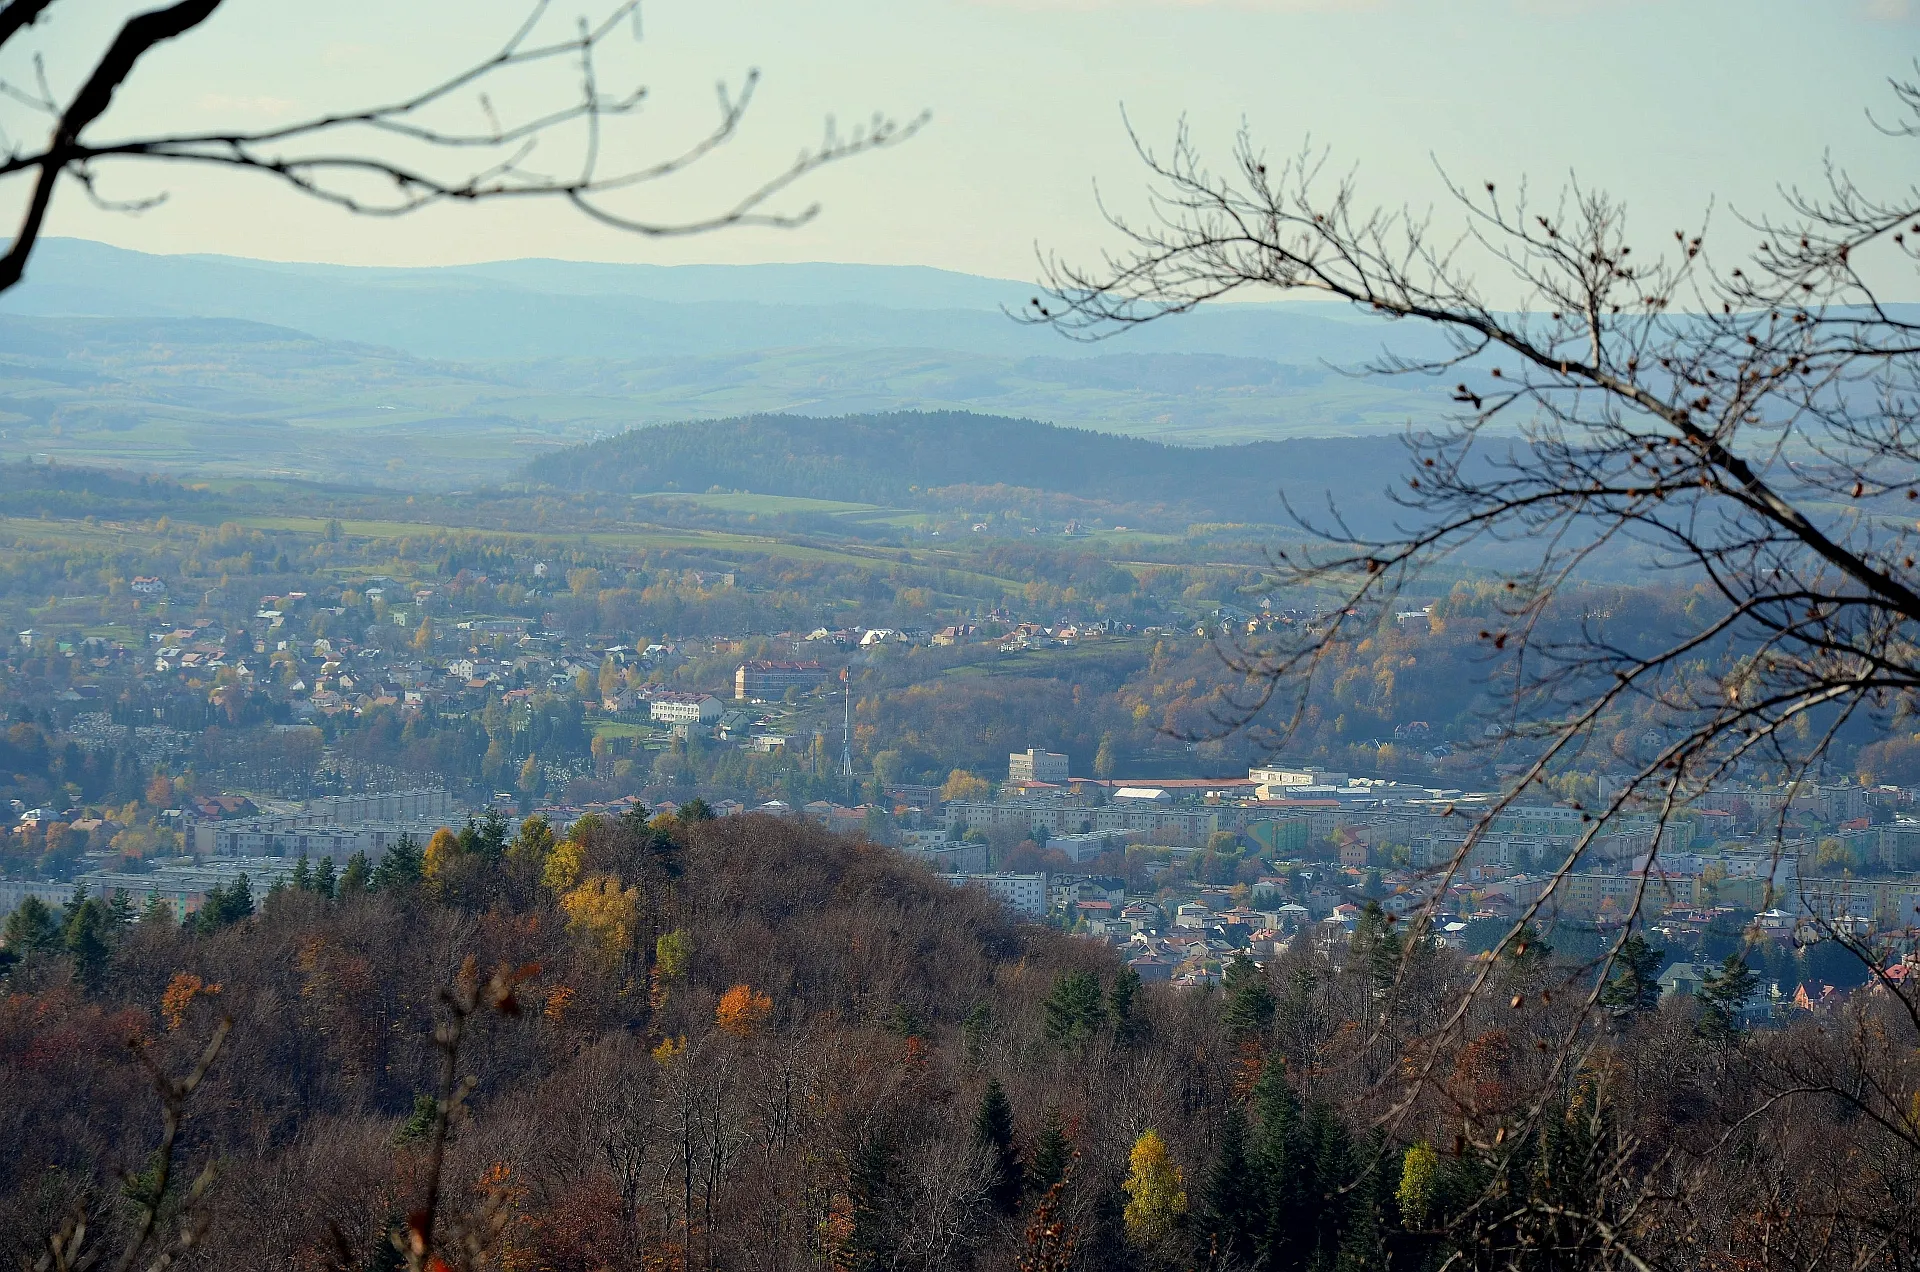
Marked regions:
[5,809,1919,1271]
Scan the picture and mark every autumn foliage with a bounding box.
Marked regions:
[714,984,772,1037]
[158,970,219,1031]
[4,810,1920,1272]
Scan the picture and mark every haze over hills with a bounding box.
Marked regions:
[1,237,1438,362]
[0,239,1472,483]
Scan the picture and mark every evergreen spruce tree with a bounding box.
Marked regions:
[1332,1134,1394,1272]
[312,855,337,900]
[61,890,115,991]
[1301,1101,1355,1268]
[973,1078,1022,1214]
[1223,957,1276,1043]
[1029,1106,1072,1195]
[1599,932,1666,1018]
[1250,1053,1305,1269]
[395,1092,439,1144]
[1505,922,1554,972]
[1698,951,1761,1039]
[1083,1181,1139,1272]
[1043,970,1107,1045]
[1198,1106,1261,1265]
[289,852,311,892]
[846,1133,899,1272]
[105,889,136,930]
[340,851,372,897]
[961,1002,993,1063]
[230,873,255,922]
[1349,900,1404,993]
[140,890,174,929]
[371,834,423,892]
[2,897,62,972]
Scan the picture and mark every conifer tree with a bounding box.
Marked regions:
[194,875,255,934]
[847,1133,900,1271]
[1197,1107,1260,1265]
[1698,951,1761,1039]
[140,890,174,929]
[1333,1133,1394,1272]
[1043,970,1107,1045]
[105,889,136,930]
[339,851,372,897]
[289,852,311,892]
[962,1002,993,1063]
[2,896,58,971]
[63,892,117,984]
[1349,900,1404,993]
[1029,1107,1072,1196]
[312,855,337,900]
[1505,922,1553,972]
[1222,957,1276,1043]
[973,1078,1022,1214]
[1250,1053,1304,1268]
[1302,1100,1356,1262]
[371,834,423,892]
[1600,933,1666,1018]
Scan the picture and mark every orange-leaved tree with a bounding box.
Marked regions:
[715,984,773,1038]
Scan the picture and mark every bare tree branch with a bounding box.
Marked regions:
[0,1,925,294]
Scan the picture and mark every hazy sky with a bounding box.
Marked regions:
[10,0,1919,283]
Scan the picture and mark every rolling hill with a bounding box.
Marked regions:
[524,410,1426,532]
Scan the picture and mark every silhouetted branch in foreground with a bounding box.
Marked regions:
[0,0,925,294]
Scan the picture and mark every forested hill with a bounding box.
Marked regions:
[523,411,1416,528]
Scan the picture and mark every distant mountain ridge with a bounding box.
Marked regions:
[525,410,1418,530]
[0,237,1436,365]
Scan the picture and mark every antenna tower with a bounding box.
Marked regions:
[840,669,855,778]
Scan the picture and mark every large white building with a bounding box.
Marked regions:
[649,692,723,725]
[948,871,1049,917]
[195,819,447,863]
[190,788,454,857]
[1249,766,1348,799]
[945,799,1219,848]
[1010,748,1071,784]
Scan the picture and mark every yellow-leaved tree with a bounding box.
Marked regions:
[420,826,463,894]
[507,814,555,879]
[541,834,586,895]
[1122,1129,1186,1247]
[1397,1141,1440,1228]
[561,875,641,963]
[941,769,990,802]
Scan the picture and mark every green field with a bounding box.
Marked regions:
[591,720,654,741]
[633,492,893,517]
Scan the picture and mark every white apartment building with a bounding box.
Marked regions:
[948,871,1049,917]
[649,692,723,725]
